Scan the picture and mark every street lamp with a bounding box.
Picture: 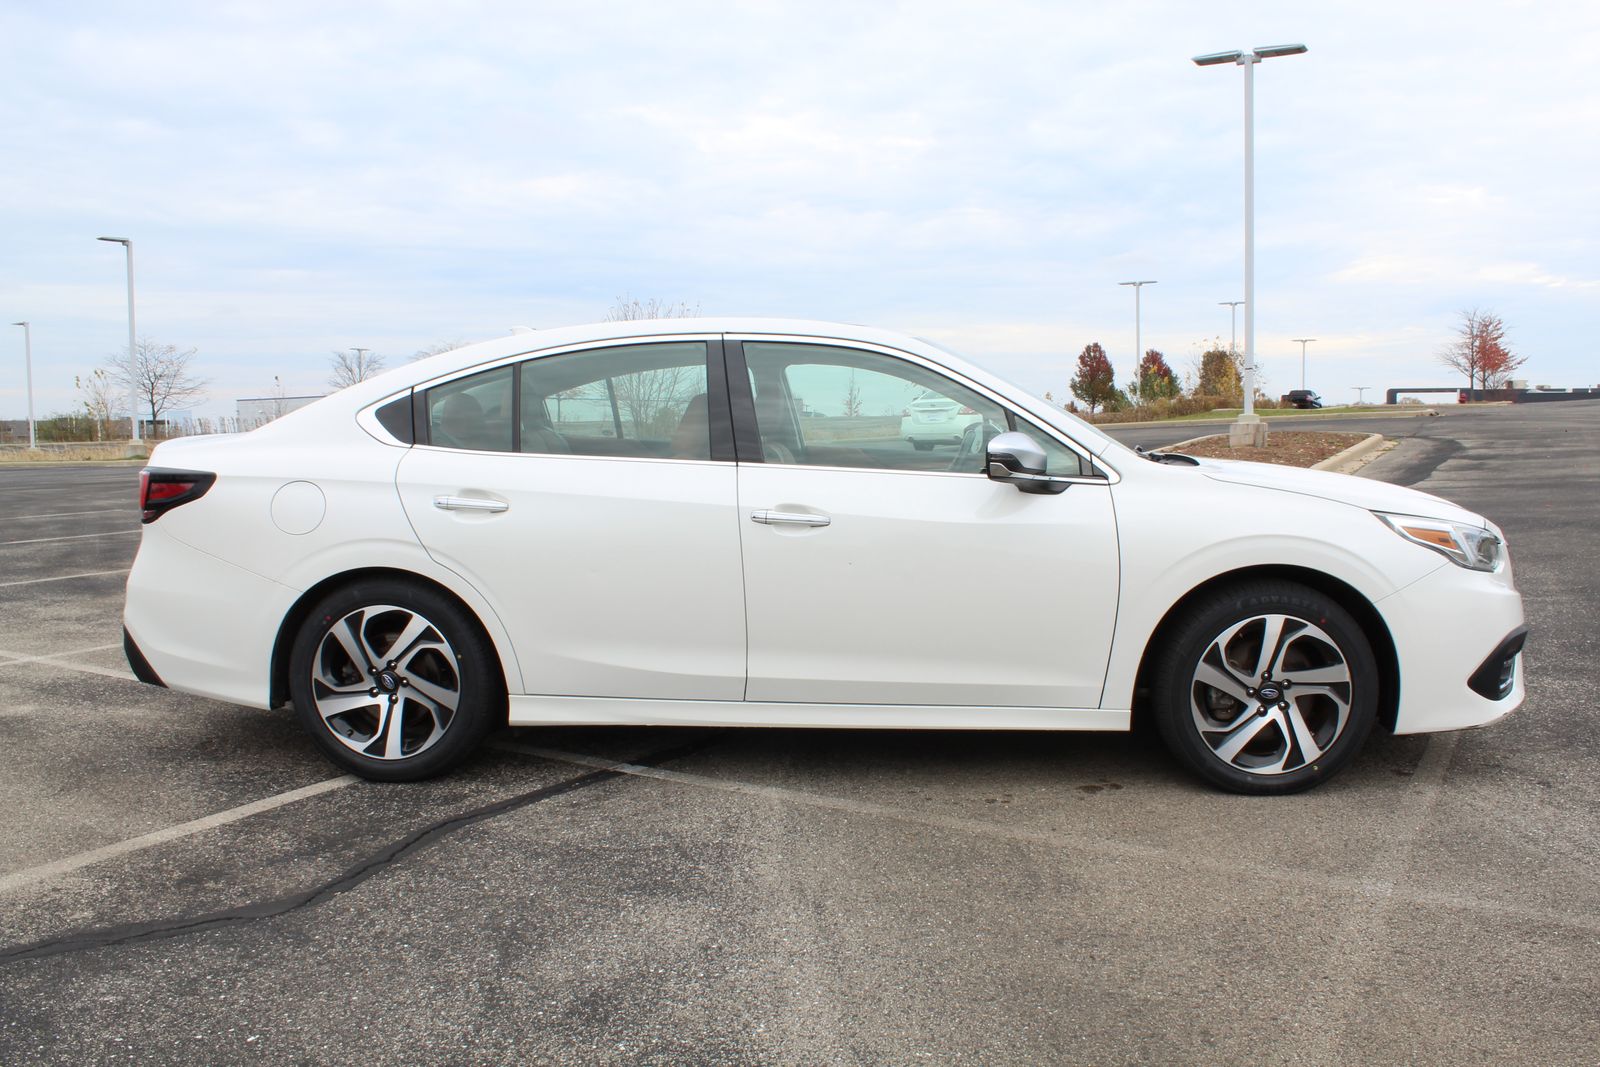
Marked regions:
[10,321,34,448]
[1354,386,1370,405]
[96,236,140,444]
[1291,337,1317,390]
[1194,43,1308,443]
[1218,301,1245,356]
[1118,280,1156,382]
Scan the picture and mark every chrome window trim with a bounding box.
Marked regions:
[728,332,1120,484]
[733,459,1113,485]
[410,442,734,468]
[407,334,725,461]
[411,333,721,394]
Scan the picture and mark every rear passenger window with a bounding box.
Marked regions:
[426,367,513,452]
[521,342,710,460]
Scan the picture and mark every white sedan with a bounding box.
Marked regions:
[123,319,1526,793]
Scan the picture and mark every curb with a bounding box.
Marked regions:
[1154,431,1388,474]
[1311,432,1387,473]
[1098,407,1436,431]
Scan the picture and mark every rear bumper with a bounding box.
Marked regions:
[123,524,297,710]
[123,628,166,687]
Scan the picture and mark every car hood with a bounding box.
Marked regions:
[1192,457,1488,527]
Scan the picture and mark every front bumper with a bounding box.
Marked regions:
[1378,559,1526,734]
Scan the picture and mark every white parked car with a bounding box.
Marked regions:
[123,320,1526,793]
[900,389,984,449]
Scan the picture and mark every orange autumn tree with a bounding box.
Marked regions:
[1440,309,1526,390]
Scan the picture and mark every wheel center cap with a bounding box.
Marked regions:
[1258,684,1282,703]
[377,671,400,692]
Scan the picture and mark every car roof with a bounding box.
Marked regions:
[262,317,1120,458]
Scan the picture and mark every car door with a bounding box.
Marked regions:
[730,338,1120,709]
[395,338,746,700]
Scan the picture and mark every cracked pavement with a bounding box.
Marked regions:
[2,402,1598,1065]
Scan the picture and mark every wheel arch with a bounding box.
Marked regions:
[270,567,510,712]
[1130,564,1400,734]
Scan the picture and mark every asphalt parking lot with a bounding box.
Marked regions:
[2,402,1597,1065]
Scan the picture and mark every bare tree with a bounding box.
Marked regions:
[842,371,863,417]
[605,295,700,321]
[1440,308,1523,391]
[412,339,469,362]
[329,348,386,389]
[1439,308,1524,391]
[75,368,119,441]
[105,339,208,437]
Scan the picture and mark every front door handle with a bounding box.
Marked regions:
[434,495,510,513]
[750,509,829,527]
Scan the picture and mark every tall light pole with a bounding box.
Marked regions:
[1219,301,1245,356]
[1194,43,1307,443]
[1355,386,1369,405]
[97,236,140,444]
[1118,280,1156,383]
[1291,337,1317,389]
[10,321,34,448]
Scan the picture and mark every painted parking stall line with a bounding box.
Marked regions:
[0,531,139,547]
[0,776,357,895]
[495,740,1600,939]
[0,568,130,589]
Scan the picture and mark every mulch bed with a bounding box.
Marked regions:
[1160,431,1370,468]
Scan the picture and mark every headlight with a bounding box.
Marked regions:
[1375,512,1503,572]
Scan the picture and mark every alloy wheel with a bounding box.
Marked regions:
[309,604,461,761]
[1189,613,1353,776]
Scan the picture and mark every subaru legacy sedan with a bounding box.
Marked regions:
[123,320,1526,793]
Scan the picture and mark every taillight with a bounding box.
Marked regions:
[958,406,975,415]
[140,468,216,524]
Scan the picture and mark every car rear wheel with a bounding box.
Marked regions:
[910,440,934,451]
[288,579,502,781]
[1149,580,1378,794]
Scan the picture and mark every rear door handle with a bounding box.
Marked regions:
[750,510,829,527]
[434,495,510,513]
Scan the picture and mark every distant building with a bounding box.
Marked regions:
[236,394,325,428]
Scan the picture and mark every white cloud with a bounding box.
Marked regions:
[2,0,1598,417]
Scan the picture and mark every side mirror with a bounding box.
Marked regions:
[985,432,1070,494]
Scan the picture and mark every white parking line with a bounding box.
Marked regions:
[0,642,122,666]
[0,643,133,681]
[0,568,130,588]
[0,530,139,546]
[7,508,138,521]
[0,776,357,895]
[497,740,1600,937]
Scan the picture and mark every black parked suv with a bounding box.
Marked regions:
[1283,389,1323,409]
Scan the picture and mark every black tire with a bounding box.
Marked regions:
[288,578,503,782]
[1149,580,1378,795]
[910,439,934,451]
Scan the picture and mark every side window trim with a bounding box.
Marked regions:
[722,339,763,463]
[705,339,738,462]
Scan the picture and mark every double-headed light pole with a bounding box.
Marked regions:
[1219,301,1245,355]
[1194,43,1307,441]
[1291,337,1316,389]
[97,236,140,445]
[1118,280,1156,381]
[10,321,34,448]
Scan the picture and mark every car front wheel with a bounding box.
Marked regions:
[288,580,502,781]
[1150,581,1378,794]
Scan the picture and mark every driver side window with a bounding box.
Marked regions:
[742,342,1008,474]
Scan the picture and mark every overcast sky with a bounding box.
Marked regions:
[3,1,1596,419]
